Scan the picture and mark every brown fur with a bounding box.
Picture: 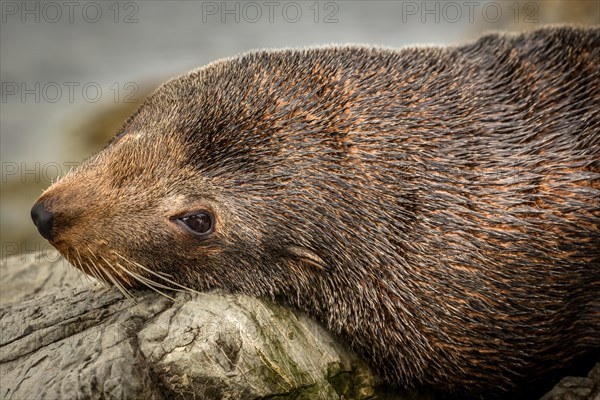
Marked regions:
[33,27,599,398]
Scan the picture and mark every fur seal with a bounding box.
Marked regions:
[31,27,599,398]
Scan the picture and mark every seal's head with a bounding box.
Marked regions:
[31,52,343,298]
[31,28,600,398]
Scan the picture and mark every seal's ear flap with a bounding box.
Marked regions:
[281,245,330,272]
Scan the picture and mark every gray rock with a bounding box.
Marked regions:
[0,253,596,400]
[0,253,407,400]
[540,363,600,400]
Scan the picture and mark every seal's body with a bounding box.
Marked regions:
[32,27,599,398]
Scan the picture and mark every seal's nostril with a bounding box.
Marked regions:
[31,202,55,240]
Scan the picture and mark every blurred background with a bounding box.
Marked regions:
[1,0,598,262]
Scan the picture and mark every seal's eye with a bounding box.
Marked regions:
[179,212,213,235]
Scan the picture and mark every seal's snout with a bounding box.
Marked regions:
[31,201,55,240]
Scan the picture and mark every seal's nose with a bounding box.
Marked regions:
[31,202,55,240]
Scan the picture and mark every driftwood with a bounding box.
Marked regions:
[0,252,597,400]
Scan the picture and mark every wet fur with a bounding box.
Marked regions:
[37,27,599,398]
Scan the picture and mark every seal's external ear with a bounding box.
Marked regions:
[281,245,330,272]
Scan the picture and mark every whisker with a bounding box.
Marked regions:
[96,255,135,300]
[81,248,99,280]
[115,262,184,292]
[74,251,90,286]
[112,262,177,301]
[113,252,200,294]
[87,257,107,285]
[113,252,176,280]
[75,248,96,283]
